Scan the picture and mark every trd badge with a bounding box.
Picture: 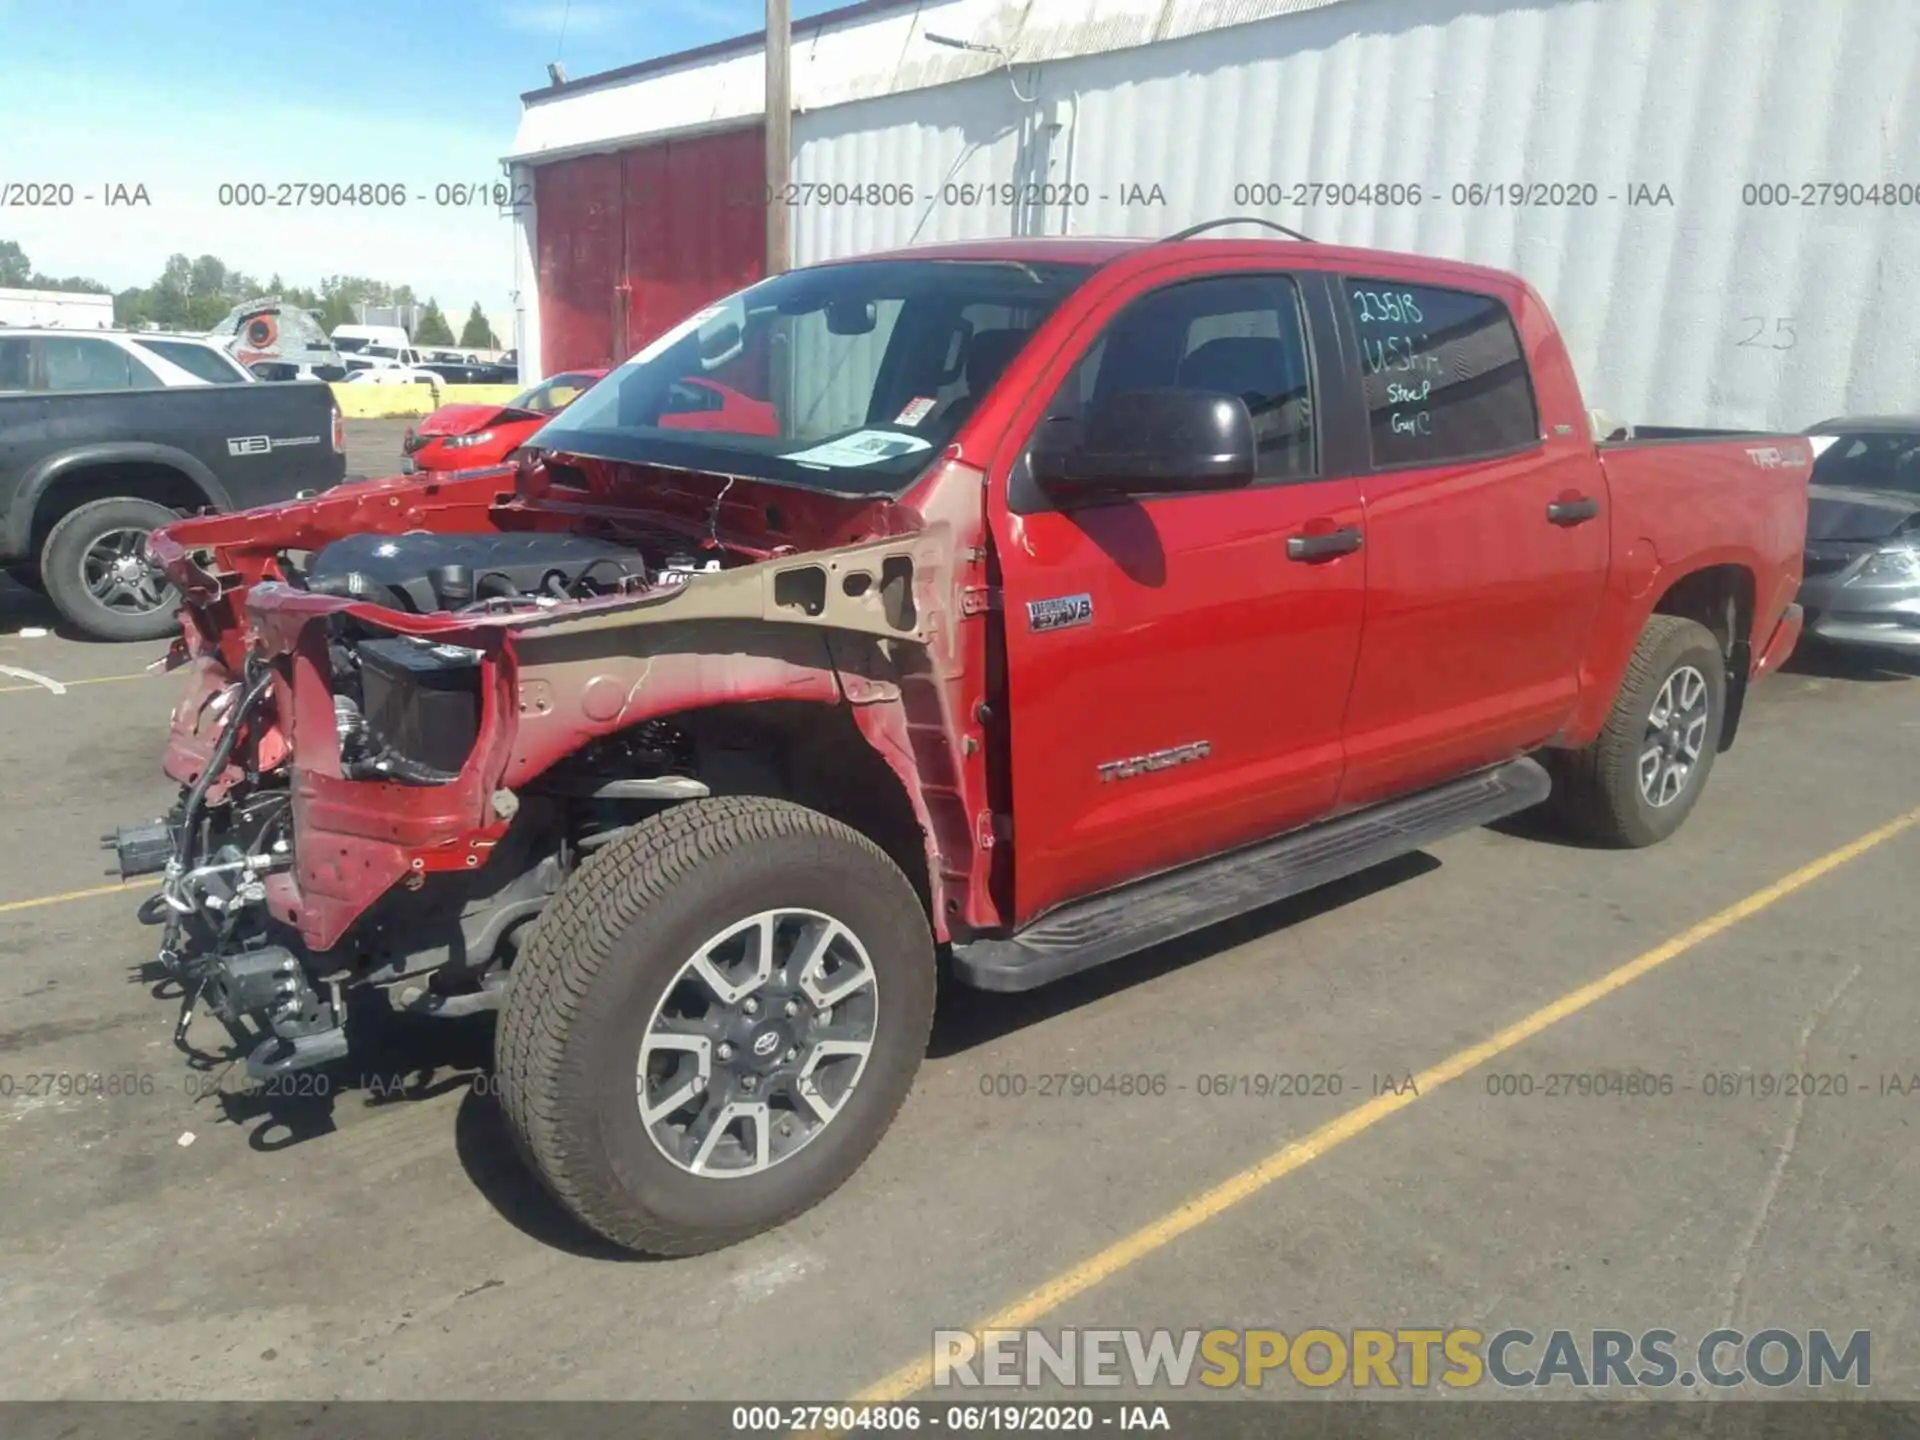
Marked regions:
[1027,593,1093,632]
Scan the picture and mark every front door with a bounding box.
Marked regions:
[990,265,1367,925]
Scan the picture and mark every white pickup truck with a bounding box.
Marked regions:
[331,326,432,374]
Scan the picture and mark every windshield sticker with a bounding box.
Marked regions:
[785,430,934,468]
[894,396,937,427]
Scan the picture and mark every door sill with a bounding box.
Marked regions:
[950,756,1550,992]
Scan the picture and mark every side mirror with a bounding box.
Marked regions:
[1029,388,1257,502]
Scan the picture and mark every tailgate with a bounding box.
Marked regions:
[200,379,347,500]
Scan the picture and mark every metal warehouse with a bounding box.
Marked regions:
[503,0,1919,431]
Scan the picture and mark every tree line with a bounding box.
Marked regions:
[0,239,498,348]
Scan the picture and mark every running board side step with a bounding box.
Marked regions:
[951,756,1551,992]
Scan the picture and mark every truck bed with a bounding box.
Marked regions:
[1562,431,1812,742]
[0,380,346,563]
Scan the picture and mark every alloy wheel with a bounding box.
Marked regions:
[1638,664,1711,808]
[80,528,173,615]
[636,908,879,1178]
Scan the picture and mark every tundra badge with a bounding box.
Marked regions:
[1097,741,1212,783]
[1027,593,1093,632]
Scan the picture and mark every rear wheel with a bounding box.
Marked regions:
[496,796,936,1256]
[1549,615,1726,847]
[40,497,182,642]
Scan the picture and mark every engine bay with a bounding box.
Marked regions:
[298,528,723,615]
[286,528,727,785]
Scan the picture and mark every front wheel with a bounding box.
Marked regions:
[40,497,182,642]
[1548,614,1727,847]
[496,797,936,1256]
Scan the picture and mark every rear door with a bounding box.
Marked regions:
[989,262,1367,923]
[1327,276,1609,808]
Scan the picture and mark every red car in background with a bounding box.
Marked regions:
[404,372,781,473]
[403,370,607,473]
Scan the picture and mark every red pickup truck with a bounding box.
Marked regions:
[118,230,1809,1257]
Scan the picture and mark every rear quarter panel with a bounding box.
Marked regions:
[1563,437,1811,744]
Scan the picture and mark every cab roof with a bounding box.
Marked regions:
[0,327,228,344]
[820,233,1529,291]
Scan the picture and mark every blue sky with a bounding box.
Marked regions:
[0,0,846,331]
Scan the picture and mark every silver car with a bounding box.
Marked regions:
[1798,417,1920,652]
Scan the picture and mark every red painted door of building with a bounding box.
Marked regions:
[534,153,622,374]
[537,127,768,374]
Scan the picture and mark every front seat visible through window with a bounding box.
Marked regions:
[1176,336,1293,405]
[1176,336,1312,475]
[934,328,1030,429]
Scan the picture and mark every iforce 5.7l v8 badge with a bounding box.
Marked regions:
[1027,593,1093,632]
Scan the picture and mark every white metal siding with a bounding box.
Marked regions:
[781,0,1920,431]
[506,0,1368,161]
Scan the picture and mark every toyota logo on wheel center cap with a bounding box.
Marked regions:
[751,1031,782,1058]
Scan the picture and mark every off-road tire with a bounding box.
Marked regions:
[1548,615,1726,847]
[40,497,181,642]
[496,796,936,1256]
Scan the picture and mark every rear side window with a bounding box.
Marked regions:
[134,338,248,383]
[0,337,30,391]
[1342,280,1538,467]
[37,337,162,392]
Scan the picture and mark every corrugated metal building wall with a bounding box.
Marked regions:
[506,0,1920,430]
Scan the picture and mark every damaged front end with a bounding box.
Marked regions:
[108,652,325,1072]
[118,457,990,1080]
[112,469,545,1076]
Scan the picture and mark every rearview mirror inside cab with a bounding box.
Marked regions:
[697,322,744,370]
[1029,388,1258,504]
[826,300,878,336]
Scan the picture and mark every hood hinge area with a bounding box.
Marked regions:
[960,583,1000,618]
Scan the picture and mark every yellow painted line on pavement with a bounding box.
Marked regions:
[850,804,1920,1405]
[0,671,157,695]
[0,879,155,915]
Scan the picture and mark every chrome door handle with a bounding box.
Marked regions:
[1286,526,1363,561]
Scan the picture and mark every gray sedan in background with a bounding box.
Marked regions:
[1798,417,1920,653]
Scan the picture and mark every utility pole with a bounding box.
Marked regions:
[765,0,792,275]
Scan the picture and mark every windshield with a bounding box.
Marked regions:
[332,335,370,353]
[1811,432,1920,496]
[531,258,1094,496]
[511,371,600,415]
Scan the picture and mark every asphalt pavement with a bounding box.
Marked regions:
[344,416,415,481]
